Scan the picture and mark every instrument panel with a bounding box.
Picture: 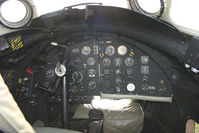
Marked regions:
[67,38,172,103]
[1,36,173,103]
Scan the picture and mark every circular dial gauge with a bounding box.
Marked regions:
[113,58,123,67]
[81,46,91,55]
[102,58,111,67]
[88,69,96,78]
[125,57,134,67]
[127,83,135,92]
[55,64,66,77]
[87,57,96,66]
[105,45,115,56]
[88,81,97,89]
[118,45,127,55]
[72,71,83,82]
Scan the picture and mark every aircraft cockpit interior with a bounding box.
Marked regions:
[0,0,199,133]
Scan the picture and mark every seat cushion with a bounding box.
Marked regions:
[73,99,144,133]
[34,127,82,133]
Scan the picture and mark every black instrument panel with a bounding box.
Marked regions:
[1,36,173,103]
[67,38,172,103]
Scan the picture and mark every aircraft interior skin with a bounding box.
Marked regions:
[0,3,199,133]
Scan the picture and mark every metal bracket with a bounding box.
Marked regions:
[61,2,102,16]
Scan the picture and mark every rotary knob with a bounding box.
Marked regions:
[127,83,135,92]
